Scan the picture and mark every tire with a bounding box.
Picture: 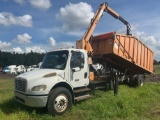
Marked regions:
[129,75,137,87]
[47,87,72,116]
[130,75,145,87]
[135,75,145,87]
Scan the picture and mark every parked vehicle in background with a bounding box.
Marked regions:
[3,65,17,74]
[26,66,34,72]
[32,65,38,69]
[15,65,26,74]
[26,63,42,72]
[2,66,9,74]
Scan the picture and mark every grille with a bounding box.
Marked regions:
[15,78,27,92]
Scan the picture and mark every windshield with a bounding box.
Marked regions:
[41,50,69,70]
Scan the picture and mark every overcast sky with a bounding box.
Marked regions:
[0,0,160,61]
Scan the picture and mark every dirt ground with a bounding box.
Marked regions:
[146,74,160,82]
[0,72,160,83]
[0,72,17,79]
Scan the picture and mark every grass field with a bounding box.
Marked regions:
[0,78,160,120]
[0,65,160,120]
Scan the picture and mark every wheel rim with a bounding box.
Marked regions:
[140,80,144,86]
[54,94,68,113]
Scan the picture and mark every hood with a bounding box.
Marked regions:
[16,69,64,81]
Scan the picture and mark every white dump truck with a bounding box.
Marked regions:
[14,2,153,116]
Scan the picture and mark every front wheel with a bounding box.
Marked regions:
[47,87,72,116]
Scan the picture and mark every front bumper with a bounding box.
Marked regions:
[14,91,48,107]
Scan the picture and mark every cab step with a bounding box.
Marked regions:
[89,80,108,90]
[74,94,93,101]
[95,86,106,90]
[73,87,91,94]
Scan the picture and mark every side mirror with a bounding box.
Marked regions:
[72,67,81,72]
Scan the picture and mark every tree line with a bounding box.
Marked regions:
[0,50,159,67]
[0,50,45,67]
[154,60,160,65]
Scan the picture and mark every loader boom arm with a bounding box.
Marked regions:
[76,2,131,56]
[106,5,131,35]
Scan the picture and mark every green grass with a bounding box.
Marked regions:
[154,65,160,74]
[1,77,160,120]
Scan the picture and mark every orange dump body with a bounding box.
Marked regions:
[92,32,154,74]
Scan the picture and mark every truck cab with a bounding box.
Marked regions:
[14,48,90,115]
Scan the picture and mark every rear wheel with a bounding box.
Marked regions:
[135,75,145,87]
[130,75,145,87]
[47,87,72,116]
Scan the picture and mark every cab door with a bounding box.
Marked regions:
[69,51,89,88]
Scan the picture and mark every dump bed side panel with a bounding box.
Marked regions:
[92,32,154,74]
[92,32,114,55]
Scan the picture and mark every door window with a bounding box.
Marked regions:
[70,51,84,68]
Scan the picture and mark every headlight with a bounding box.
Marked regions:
[31,85,47,91]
